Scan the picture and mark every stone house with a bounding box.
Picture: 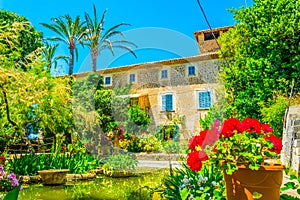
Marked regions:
[74,26,232,139]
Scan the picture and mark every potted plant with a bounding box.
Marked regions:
[187,118,284,200]
[102,153,138,177]
[0,165,21,200]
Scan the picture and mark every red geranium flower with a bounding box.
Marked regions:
[241,118,261,134]
[221,118,241,137]
[264,134,282,154]
[188,130,207,150]
[261,124,273,133]
[0,155,5,159]
[187,151,208,172]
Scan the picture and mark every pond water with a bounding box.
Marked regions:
[18,168,168,200]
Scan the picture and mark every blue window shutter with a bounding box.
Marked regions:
[130,74,135,83]
[162,95,166,111]
[166,94,173,111]
[199,91,211,108]
[188,66,195,76]
[105,77,111,85]
[161,70,168,79]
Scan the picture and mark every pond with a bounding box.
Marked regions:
[18,168,169,200]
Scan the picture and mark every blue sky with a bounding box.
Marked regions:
[1,0,252,74]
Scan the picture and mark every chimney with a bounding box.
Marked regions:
[194,26,233,55]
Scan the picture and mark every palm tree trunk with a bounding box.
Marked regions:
[69,48,74,75]
[91,48,98,72]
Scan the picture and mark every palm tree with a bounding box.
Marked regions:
[84,5,137,72]
[40,15,86,75]
[42,42,68,73]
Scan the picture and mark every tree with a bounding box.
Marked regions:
[219,0,300,127]
[42,42,68,73]
[0,20,74,145]
[0,10,43,70]
[40,15,86,75]
[84,5,137,72]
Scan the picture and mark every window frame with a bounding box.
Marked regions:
[161,93,174,111]
[129,73,136,83]
[188,66,196,77]
[104,75,112,86]
[197,90,212,109]
[161,69,168,79]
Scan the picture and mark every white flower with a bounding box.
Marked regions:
[199,187,204,191]
[212,181,217,186]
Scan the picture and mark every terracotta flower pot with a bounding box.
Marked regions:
[38,169,69,185]
[223,164,284,200]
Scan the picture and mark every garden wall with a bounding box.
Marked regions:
[281,106,300,174]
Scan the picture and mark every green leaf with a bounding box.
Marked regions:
[180,188,189,200]
[253,191,263,199]
[4,186,21,200]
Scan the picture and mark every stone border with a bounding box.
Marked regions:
[132,152,186,161]
[19,168,103,184]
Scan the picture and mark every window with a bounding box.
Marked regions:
[161,70,168,79]
[188,66,196,76]
[104,76,111,85]
[204,31,220,41]
[198,91,212,109]
[162,94,173,111]
[129,74,135,83]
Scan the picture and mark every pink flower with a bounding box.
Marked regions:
[261,124,273,133]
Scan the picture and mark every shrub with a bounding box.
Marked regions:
[260,95,288,137]
[138,135,162,152]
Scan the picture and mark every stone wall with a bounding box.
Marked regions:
[281,106,300,174]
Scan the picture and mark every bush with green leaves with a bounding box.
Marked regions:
[260,95,288,137]
[162,140,184,154]
[138,134,162,152]
[125,105,151,135]
[219,0,299,122]
[160,163,225,200]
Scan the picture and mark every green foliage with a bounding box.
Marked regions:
[0,10,43,71]
[280,168,300,199]
[200,104,226,130]
[160,163,225,200]
[219,0,300,121]
[162,140,182,154]
[41,14,86,75]
[138,134,162,152]
[260,95,288,137]
[125,105,151,134]
[3,185,21,200]
[102,153,138,172]
[120,134,143,152]
[8,151,100,175]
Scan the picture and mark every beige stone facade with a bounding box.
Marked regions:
[74,26,231,139]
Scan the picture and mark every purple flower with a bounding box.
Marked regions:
[11,178,19,186]
[0,165,5,176]
[7,173,16,179]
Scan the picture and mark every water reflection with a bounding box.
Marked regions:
[19,168,167,200]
